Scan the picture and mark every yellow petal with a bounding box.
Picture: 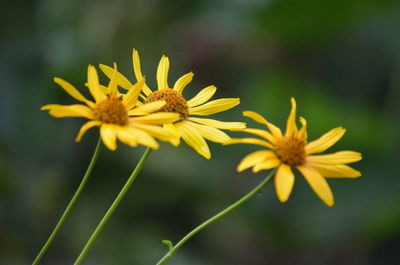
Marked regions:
[125,127,159,149]
[128,101,166,116]
[237,150,275,172]
[157,55,170,90]
[53,77,93,107]
[75,121,101,142]
[100,124,117,151]
[307,163,361,178]
[41,104,94,119]
[173,72,194,94]
[223,138,273,149]
[187,85,216,107]
[131,123,176,142]
[232,128,276,143]
[188,117,245,129]
[87,65,106,103]
[306,151,362,164]
[252,156,280,173]
[107,63,119,95]
[99,64,133,90]
[164,123,181,146]
[132,49,153,96]
[176,121,211,159]
[243,111,282,138]
[305,127,346,155]
[298,116,307,140]
[285,97,298,137]
[275,164,295,202]
[115,126,138,147]
[189,98,240,116]
[129,113,180,125]
[297,165,334,206]
[122,78,145,110]
[186,121,230,143]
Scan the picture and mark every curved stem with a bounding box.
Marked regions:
[73,147,152,265]
[32,138,103,265]
[156,170,276,265]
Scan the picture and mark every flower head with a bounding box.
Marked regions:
[99,49,246,159]
[41,64,180,150]
[224,98,362,206]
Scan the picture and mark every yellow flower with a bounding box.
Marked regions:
[41,64,180,151]
[224,98,362,206]
[99,49,245,159]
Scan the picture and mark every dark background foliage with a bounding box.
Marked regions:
[1,0,399,264]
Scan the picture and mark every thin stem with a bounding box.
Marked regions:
[156,170,276,265]
[32,138,103,265]
[73,147,153,265]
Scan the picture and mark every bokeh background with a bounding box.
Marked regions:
[1,0,399,264]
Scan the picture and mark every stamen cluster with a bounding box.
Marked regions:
[274,136,306,166]
[93,95,128,125]
[145,89,189,119]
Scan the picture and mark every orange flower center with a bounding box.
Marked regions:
[145,88,189,119]
[93,95,128,125]
[274,136,306,166]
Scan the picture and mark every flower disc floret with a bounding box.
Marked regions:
[93,95,128,125]
[145,89,189,119]
[274,136,305,166]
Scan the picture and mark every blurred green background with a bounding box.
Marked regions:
[1,0,399,264]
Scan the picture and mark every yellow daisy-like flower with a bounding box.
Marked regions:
[41,64,180,151]
[224,98,362,206]
[99,49,245,159]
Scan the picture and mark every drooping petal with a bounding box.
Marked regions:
[186,121,230,143]
[115,126,138,147]
[87,65,106,103]
[305,127,346,155]
[188,117,246,129]
[231,128,276,143]
[99,64,133,90]
[243,111,282,138]
[307,163,361,178]
[306,151,362,164]
[100,124,117,151]
[132,49,153,96]
[297,165,334,206]
[187,85,217,107]
[127,127,159,149]
[75,121,101,142]
[164,123,181,146]
[41,104,94,119]
[128,113,180,125]
[157,55,170,90]
[252,156,280,173]
[223,138,273,149]
[131,123,176,142]
[128,101,166,116]
[189,98,240,116]
[176,121,211,159]
[274,164,295,202]
[173,72,194,94]
[53,77,93,107]
[237,150,275,172]
[122,78,145,110]
[285,97,298,137]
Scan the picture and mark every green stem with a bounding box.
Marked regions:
[32,138,103,265]
[73,147,153,265]
[156,170,276,265]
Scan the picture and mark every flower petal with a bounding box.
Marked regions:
[252,155,280,173]
[126,127,159,149]
[307,151,362,164]
[115,126,138,147]
[132,49,153,96]
[53,77,93,107]
[131,123,176,142]
[186,121,231,143]
[189,98,240,116]
[87,65,106,103]
[41,104,94,119]
[285,97,298,137]
[122,78,145,110]
[297,165,334,206]
[275,164,295,202]
[129,113,180,125]
[188,117,246,129]
[223,138,273,149]
[176,121,211,159]
[99,64,133,90]
[298,116,307,140]
[157,55,170,90]
[100,124,118,151]
[128,101,166,116]
[107,63,119,95]
[173,72,194,94]
[305,127,346,155]
[308,163,361,178]
[232,128,276,143]
[187,85,217,107]
[237,150,275,172]
[164,123,181,146]
[75,121,101,142]
[243,111,282,138]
